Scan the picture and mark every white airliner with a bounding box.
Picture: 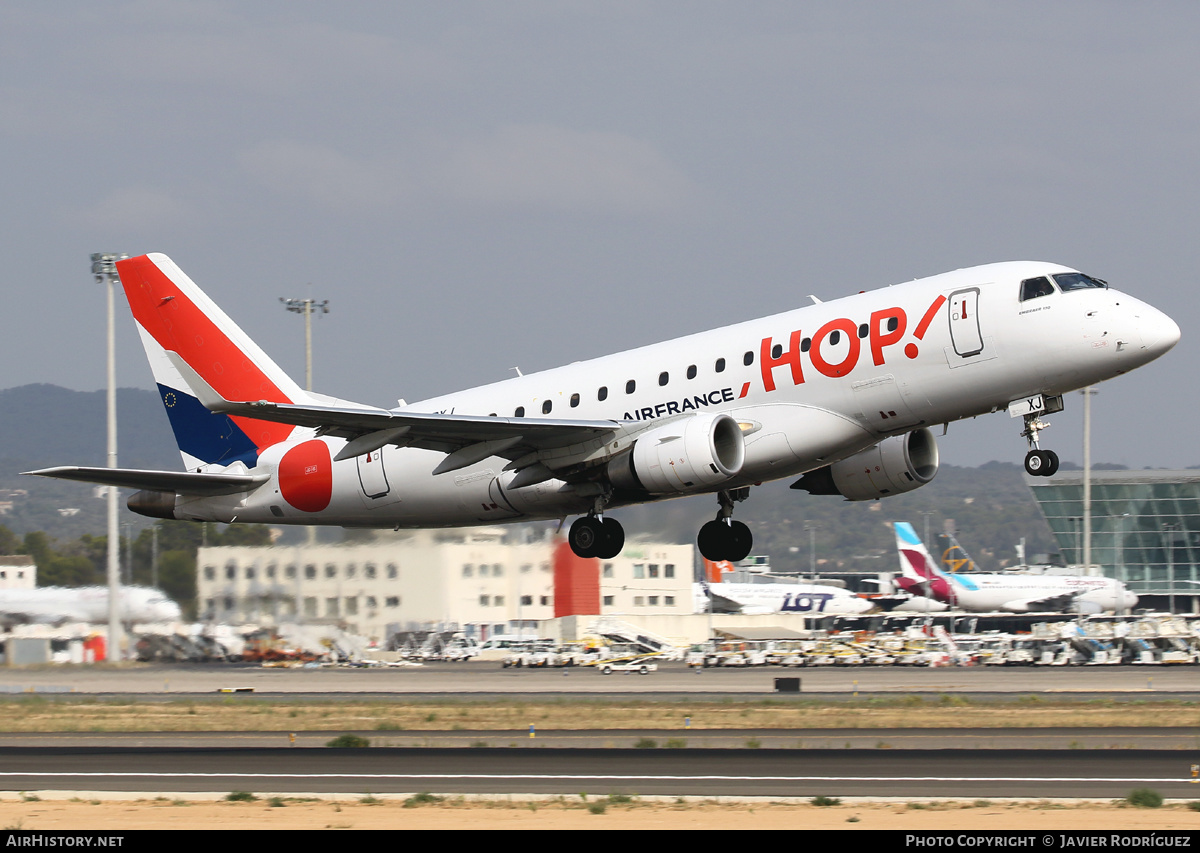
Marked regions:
[29,254,1179,562]
[891,522,1138,614]
[0,586,182,625]
[693,581,873,616]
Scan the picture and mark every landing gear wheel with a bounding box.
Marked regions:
[1024,449,1059,477]
[727,520,753,562]
[568,516,604,558]
[569,516,625,559]
[597,517,625,559]
[698,520,728,562]
[697,519,754,562]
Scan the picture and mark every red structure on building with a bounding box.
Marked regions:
[552,539,600,617]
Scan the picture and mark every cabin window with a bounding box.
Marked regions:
[801,337,811,352]
[887,316,899,332]
[858,323,869,338]
[570,393,580,408]
[542,399,552,414]
[626,379,636,394]
[658,371,669,386]
[715,357,726,373]
[1020,276,1055,301]
[687,364,697,379]
[829,330,841,345]
[771,343,782,359]
[514,406,525,417]
[598,386,608,401]
[743,351,754,366]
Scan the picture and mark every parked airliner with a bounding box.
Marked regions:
[29,255,1178,561]
[693,581,873,616]
[891,522,1138,614]
[0,586,181,626]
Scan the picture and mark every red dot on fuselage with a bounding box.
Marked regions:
[905,343,919,359]
[278,440,333,512]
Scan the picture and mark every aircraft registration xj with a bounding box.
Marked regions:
[29,255,1180,562]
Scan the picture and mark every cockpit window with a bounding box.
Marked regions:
[1020,276,1055,302]
[1053,272,1107,292]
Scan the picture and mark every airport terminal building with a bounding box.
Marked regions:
[196,527,693,644]
[1029,469,1200,612]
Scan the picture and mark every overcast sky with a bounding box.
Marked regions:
[3,1,1198,470]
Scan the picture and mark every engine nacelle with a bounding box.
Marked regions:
[607,412,745,494]
[792,428,939,501]
[127,489,178,519]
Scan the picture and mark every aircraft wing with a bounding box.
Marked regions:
[999,592,1080,613]
[24,466,268,496]
[168,351,624,468]
[704,590,745,614]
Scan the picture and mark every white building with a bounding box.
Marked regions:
[197,527,693,643]
[0,556,35,589]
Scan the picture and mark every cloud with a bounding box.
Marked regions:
[438,124,699,216]
[238,125,701,217]
[66,185,191,231]
[236,140,408,212]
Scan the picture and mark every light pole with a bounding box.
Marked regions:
[279,296,329,393]
[280,296,328,548]
[91,252,128,661]
[803,522,819,581]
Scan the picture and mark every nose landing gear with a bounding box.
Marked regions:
[1021,413,1060,477]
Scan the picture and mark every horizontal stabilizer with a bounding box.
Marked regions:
[25,466,267,496]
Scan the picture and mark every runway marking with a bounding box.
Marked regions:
[0,773,1183,783]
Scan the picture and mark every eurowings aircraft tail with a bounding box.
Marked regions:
[892,521,955,605]
[116,253,309,470]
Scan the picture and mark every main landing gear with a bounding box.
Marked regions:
[696,488,753,563]
[1021,412,1060,477]
[568,511,625,560]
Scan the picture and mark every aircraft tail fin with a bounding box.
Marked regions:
[893,522,940,581]
[935,531,978,573]
[892,521,957,604]
[116,254,307,469]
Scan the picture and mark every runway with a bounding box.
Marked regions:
[0,747,1195,800]
[0,661,1195,697]
[0,663,1195,801]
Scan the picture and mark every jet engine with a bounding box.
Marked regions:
[606,412,745,494]
[791,428,939,501]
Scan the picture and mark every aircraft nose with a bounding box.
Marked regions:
[1139,306,1181,358]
